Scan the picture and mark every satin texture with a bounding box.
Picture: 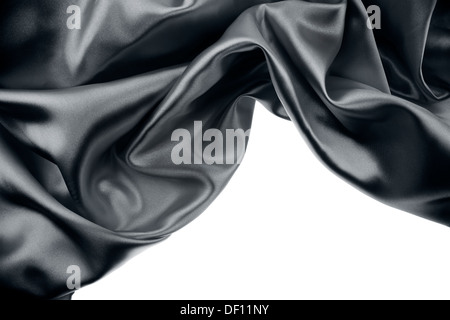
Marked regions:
[0,0,448,299]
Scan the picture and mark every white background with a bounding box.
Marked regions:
[75,102,450,300]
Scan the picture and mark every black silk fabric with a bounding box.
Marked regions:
[0,0,448,299]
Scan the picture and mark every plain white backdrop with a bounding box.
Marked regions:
[75,102,450,300]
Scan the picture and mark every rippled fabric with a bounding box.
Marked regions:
[0,0,448,299]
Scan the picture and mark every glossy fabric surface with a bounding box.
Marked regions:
[0,0,448,299]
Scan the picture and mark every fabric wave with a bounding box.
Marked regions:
[0,0,448,299]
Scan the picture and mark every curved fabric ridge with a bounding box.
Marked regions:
[0,0,448,299]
